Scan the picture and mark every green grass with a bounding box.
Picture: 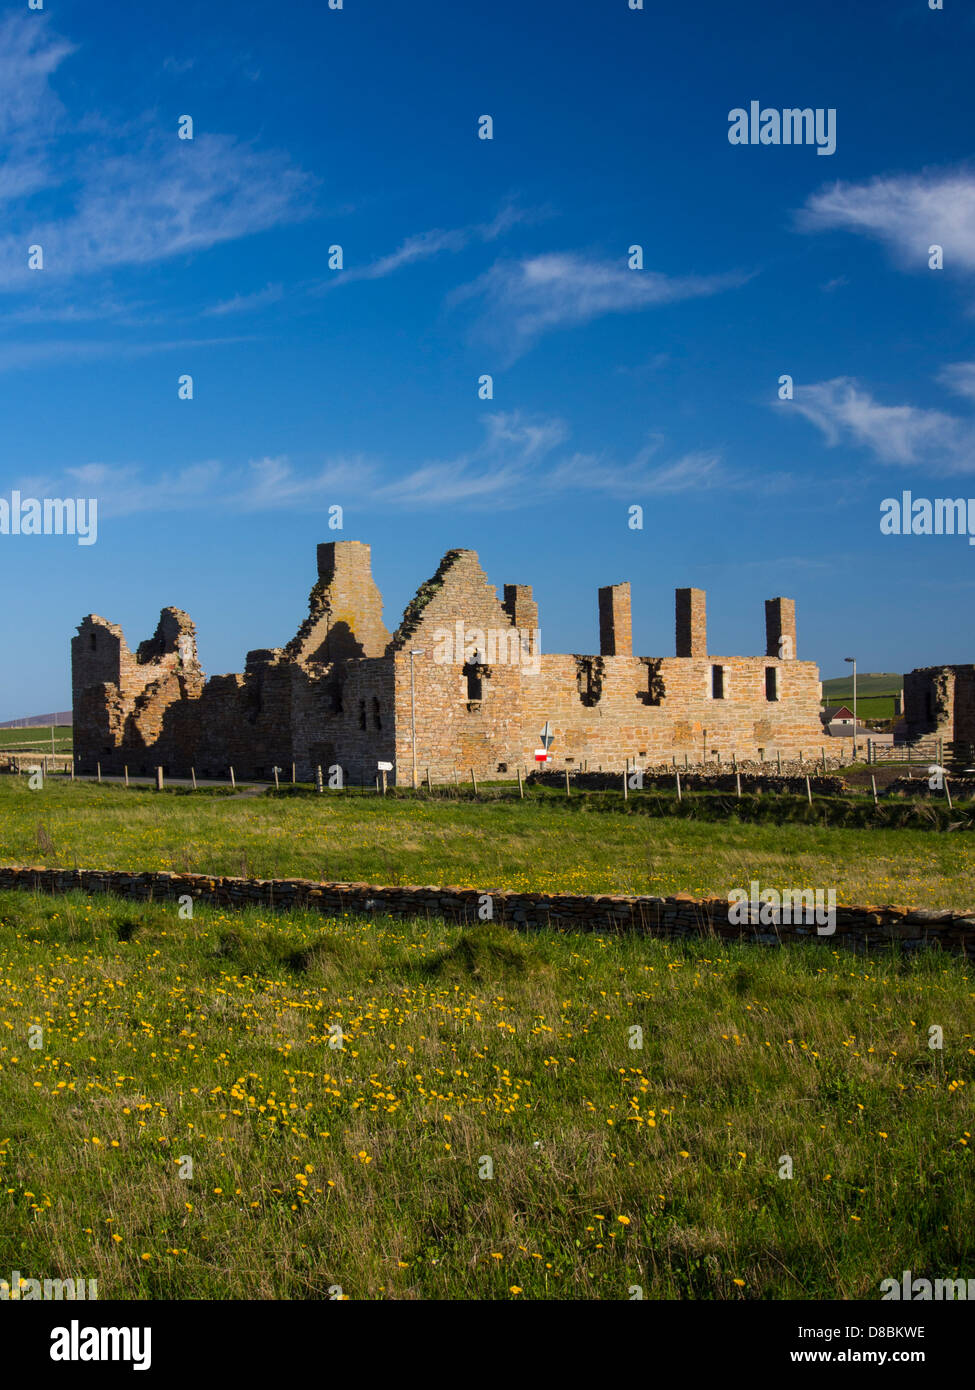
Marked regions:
[0,890,970,1300]
[823,696,897,721]
[0,726,72,752]
[1,776,973,907]
[822,674,903,703]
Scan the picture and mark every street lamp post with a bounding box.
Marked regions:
[409,649,425,789]
[844,656,857,759]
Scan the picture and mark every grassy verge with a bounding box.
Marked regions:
[1,777,973,908]
[0,889,970,1300]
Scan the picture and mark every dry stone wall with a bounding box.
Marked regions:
[2,865,972,956]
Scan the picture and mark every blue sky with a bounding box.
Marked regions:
[2,0,974,718]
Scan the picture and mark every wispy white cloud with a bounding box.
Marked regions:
[203,283,284,316]
[237,455,379,510]
[62,461,224,517]
[0,335,253,372]
[787,375,975,471]
[797,168,975,270]
[18,413,732,518]
[375,413,729,508]
[0,13,314,296]
[453,252,747,357]
[938,361,975,402]
[320,202,543,289]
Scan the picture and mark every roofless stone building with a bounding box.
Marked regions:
[72,541,825,783]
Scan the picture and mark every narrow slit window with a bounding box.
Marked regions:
[711,664,725,699]
[765,667,779,702]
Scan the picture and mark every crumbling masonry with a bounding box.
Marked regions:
[72,541,826,783]
[901,665,975,761]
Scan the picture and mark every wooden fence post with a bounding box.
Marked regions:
[316,765,323,794]
[470,768,478,797]
[676,770,682,802]
[735,771,741,798]
[191,768,197,790]
[821,747,826,772]
[945,777,953,810]
[871,774,878,806]
[777,749,782,774]
[565,769,571,797]
[124,765,129,787]
[623,770,628,801]
[229,766,235,789]
[291,763,296,784]
[155,767,164,791]
[273,767,280,790]
[96,762,102,784]
[805,775,812,805]
[517,767,524,799]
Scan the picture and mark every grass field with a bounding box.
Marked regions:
[1,777,974,907]
[0,726,72,752]
[0,889,970,1300]
[822,674,903,702]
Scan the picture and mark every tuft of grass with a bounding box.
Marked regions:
[424,925,544,979]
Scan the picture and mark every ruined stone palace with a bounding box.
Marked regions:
[72,541,826,783]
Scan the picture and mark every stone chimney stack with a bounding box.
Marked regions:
[502,584,539,654]
[765,597,797,660]
[675,587,706,657]
[598,582,632,656]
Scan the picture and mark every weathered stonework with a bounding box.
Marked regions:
[2,865,972,956]
[902,665,975,766]
[72,541,827,784]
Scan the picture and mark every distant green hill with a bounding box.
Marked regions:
[821,673,902,721]
[821,673,903,702]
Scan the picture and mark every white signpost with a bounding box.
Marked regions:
[377,760,393,795]
[536,721,555,763]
